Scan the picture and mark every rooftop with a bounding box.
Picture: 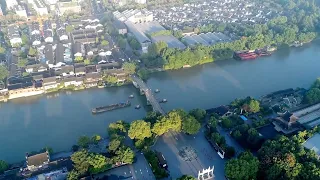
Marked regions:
[26,152,49,167]
[303,133,320,156]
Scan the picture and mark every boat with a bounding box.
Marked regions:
[135,105,141,109]
[155,89,160,93]
[159,99,167,103]
[129,94,134,98]
[92,101,131,114]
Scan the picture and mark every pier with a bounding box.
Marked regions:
[131,75,165,115]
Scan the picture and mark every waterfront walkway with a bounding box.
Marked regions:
[131,75,165,115]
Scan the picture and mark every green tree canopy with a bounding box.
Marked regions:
[182,115,201,135]
[66,25,74,33]
[0,65,9,81]
[177,175,197,180]
[17,58,28,68]
[28,47,37,56]
[117,37,126,50]
[78,135,91,148]
[122,62,136,74]
[0,160,8,174]
[84,59,90,65]
[248,99,260,113]
[91,135,101,145]
[67,170,80,180]
[108,120,129,136]
[103,75,118,84]
[189,108,206,122]
[74,56,84,62]
[128,120,152,140]
[113,146,135,164]
[0,46,5,54]
[108,139,122,152]
[305,88,320,104]
[101,40,109,46]
[225,151,259,180]
[152,110,183,136]
[71,150,90,175]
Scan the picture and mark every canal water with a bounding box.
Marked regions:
[1,40,320,163]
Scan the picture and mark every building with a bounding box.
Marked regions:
[25,64,48,73]
[303,133,320,159]
[135,0,146,4]
[45,44,54,67]
[274,111,298,129]
[294,103,320,129]
[5,0,18,10]
[56,20,68,41]
[73,42,84,57]
[13,5,27,18]
[206,105,232,117]
[26,151,50,171]
[43,21,54,43]
[113,9,153,23]
[57,1,81,15]
[113,20,127,35]
[28,0,48,15]
[84,72,101,88]
[42,77,58,90]
[7,25,22,46]
[125,21,151,53]
[64,77,83,87]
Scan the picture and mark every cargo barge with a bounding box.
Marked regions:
[92,101,131,114]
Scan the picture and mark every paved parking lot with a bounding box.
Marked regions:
[152,128,227,180]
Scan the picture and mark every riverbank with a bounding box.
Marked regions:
[1,40,320,163]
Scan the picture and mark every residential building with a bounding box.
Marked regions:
[64,77,83,87]
[56,20,68,41]
[45,44,54,67]
[206,105,232,117]
[42,77,58,90]
[75,66,86,76]
[7,25,22,46]
[57,1,81,15]
[26,151,50,171]
[13,5,27,18]
[28,0,48,15]
[73,42,84,57]
[5,0,18,10]
[42,20,53,43]
[135,0,146,4]
[44,0,58,5]
[84,72,101,88]
[25,64,48,73]
[113,20,127,35]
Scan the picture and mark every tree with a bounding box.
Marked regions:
[101,40,109,46]
[91,135,101,145]
[28,47,37,56]
[189,108,206,122]
[21,34,28,45]
[248,99,260,113]
[137,68,150,80]
[78,136,91,148]
[74,56,84,62]
[117,37,126,50]
[305,88,320,104]
[17,58,28,68]
[182,115,201,135]
[114,146,135,164]
[225,151,259,180]
[103,75,118,84]
[108,139,122,152]
[0,65,9,81]
[122,62,136,74]
[0,46,5,54]
[108,120,129,135]
[0,160,8,174]
[66,25,74,33]
[84,59,90,65]
[128,120,152,140]
[67,170,80,180]
[208,116,218,129]
[87,153,109,173]
[71,150,90,175]
[177,175,197,180]
[128,37,141,50]
[152,110,183,136]
[221,117,232,129]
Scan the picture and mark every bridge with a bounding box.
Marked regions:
[131,75,165,115]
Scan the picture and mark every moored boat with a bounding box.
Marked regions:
[92,101,131,114]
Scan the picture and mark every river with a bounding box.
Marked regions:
[1,40,320,163]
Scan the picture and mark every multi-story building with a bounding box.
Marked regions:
[13,5,27,18]
[5,0,18,10]
[43,20,53,43]
[135,0,146,4]
[28,0,48,16]
[57,1,81,15]
[7,25,22,46]
[113,9,153,23]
